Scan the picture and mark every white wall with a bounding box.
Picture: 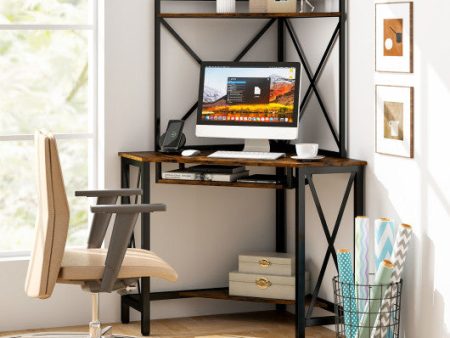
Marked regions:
[2,0,450,337]
[348,0,450,337]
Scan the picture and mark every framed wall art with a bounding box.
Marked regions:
[375,2,413,73]
[376,85,414,158]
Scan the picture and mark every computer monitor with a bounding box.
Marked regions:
[196,61,301,152]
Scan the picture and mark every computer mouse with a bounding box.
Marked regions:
[181,149,200,157]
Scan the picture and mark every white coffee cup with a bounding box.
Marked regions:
[295,143,319,158]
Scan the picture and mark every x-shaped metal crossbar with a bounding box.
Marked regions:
[305,171,356,319]
[160,17,276,121]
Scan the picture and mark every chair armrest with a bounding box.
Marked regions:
[96,203,167,292]
[91,204,166,214]
[75,188,142,197]
[77,189,142,249]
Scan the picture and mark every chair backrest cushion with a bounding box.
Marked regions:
[25,131,70,299]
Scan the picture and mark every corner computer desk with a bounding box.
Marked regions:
[118,151,366,338]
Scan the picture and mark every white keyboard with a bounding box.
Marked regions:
[208,151,285,160]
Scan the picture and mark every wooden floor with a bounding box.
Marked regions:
[1,311,335,338]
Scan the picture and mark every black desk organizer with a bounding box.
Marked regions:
[119,1,362,338]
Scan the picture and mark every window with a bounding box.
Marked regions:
[0,0,98,255]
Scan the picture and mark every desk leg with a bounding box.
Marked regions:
[353,166,365,265]
[276,168,287,312]
[120,158,131,324]
[295,168,306,338]
[354,166,365,217]
[276,169,287,253]
[141,162,151,336]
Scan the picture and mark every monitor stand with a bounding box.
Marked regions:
[243,139,270,153]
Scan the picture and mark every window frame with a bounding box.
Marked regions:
[0,0,100,257]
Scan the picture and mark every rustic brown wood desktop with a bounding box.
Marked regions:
[118,151,366,338]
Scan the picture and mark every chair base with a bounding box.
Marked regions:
[7,295,135,338]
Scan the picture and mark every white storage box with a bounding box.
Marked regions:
[267,0,297,13]
[239,252,294,276]
[229,271,309,300]
[249,0,267,13]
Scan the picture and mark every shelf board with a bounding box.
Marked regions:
[126,287,333,306]
[125,287,333,307]
[159,12,341,19]
[123,287,337,326]
[179,287,295,304]
[157,178,285,189]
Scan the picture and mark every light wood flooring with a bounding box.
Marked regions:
[1,311,335,338]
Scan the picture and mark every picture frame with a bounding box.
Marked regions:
[375,2,413,73]
[376,85,414,158]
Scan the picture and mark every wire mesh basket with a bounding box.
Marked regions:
[332,276,403,338]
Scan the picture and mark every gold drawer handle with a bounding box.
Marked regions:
[255,278,272,289]
[259,259,271,268]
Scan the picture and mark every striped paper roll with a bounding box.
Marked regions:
[355,216,370,314]
[337,249,358,338]
[371,224,413,338]
[359,259,394,338]
[216,0,236,13]
[375,218,395,271]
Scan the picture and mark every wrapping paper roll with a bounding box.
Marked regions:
[337,249,358,338]
[355,216,370,313]
[375,218,395,270]
[371,224,413,338]
[359,259,394,338]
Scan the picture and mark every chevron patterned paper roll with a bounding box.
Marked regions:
[370,224,413,338]
[375,218,395,271]
[359,259,394,338]
[337,249,358,338]
[355,216,370,314]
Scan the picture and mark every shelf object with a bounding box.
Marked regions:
[157,178,285,189]
[158,12,341,18]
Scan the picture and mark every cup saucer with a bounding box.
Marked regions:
[291,155,325,161]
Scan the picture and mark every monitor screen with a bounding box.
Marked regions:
[197,62,301,127]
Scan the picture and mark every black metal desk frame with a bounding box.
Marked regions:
[119,154,365,338]
[121,0,358,336]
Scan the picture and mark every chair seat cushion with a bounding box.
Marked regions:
[59,248,177,282]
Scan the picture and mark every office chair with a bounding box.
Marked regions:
[14,131,177,338]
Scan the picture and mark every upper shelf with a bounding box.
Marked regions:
[158,12,341,19]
